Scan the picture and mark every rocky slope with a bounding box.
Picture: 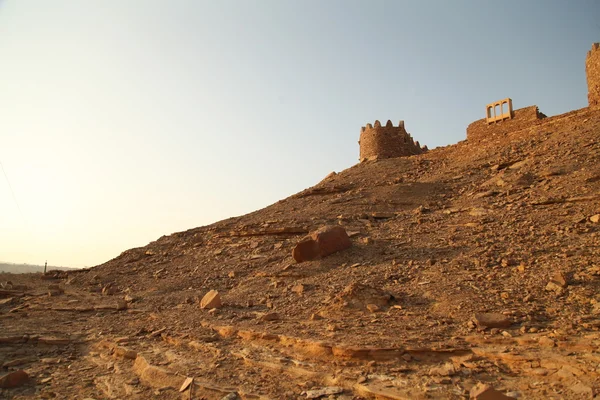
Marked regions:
[1,107,600,399]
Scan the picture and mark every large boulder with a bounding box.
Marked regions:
[292,226,351,263]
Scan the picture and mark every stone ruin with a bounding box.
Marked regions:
[467,43,600,142]
[358,120,427,162]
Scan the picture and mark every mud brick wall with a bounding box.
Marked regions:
[359,120,426,162]
[466,106,546,142]
[586,43,600,108]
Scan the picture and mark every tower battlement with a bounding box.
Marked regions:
[358,120,427,162]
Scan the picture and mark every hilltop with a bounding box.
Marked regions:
[0,263,76,275]
[1,103,600,399]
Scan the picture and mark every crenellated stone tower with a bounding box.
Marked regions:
[358,120,427,162]
[586,43,600,108]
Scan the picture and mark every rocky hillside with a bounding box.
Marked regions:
[1,107,600,399]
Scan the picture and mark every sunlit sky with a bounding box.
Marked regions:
[1,1,598,267]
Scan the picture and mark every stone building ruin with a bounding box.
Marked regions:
[467,43,600,142]
[586,42,600,107]
[358,120,427,162]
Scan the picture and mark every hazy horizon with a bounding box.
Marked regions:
[1,1,599,267]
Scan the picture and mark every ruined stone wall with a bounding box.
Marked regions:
[359,120,426,162]
[466,106,547,142]
[586,43,600,108]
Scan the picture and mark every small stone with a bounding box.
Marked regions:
[570,382,593,397]
[102,285,118,296]
[116,300,128,310]
[0,370,29,388]
[228,271,236,278]
[538,336,555,347]
[590,214,600,223]
[545,281,564,294]
[550,271,567,287]
[200,290,222,309]
[429,362,456,376]
[179,377,194,393]
[259,312,280,321]
[366,304,380,313]
[291,284,305,295]
[47,284,64,296]
[305,387,344,399]
[469,382,513,399]
[473,313,511,329]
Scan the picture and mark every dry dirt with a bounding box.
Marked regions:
[2,108,600,399]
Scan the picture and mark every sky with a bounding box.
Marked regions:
[0,1,599,267]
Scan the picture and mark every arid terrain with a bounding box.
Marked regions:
[2,107,600,399]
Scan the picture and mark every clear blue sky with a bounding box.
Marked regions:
[0,1,598,267]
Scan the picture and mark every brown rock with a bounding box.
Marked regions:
[469,383,513,399]
[550,271,568,287]
[590,214,600,223]
[47,284,64,296]
[366,304,380,313]
[259,312,281,321]
[538,336,555,347]
[102,285,118,296]
[200,290,221,309]
[429,362,456,376]
[114,346,138,360]
[473,313,511,329]
[133,355,185,389]
[38,337,70,345]
[545,281,564,294]
[0,370,29,388]
[292,226,351,263]
[116,300,128,310]
[291,284,305,294]
[292,238,321,263]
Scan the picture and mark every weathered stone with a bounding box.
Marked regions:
[366,304,380,313]
[545,281,564,294]
[590,214,600,223]
[38,336,70,345]
[293,226,351,263]
[113,346,137,360]
[473,313,511,329]
[570,382,593,397]
[102,285,118,295]
[133,355,185,389]
[305,386,345,399]
[312,226,351,257]
[179,377,194,393]
[538,337,555,347]
[292,238,321,263]
[47,284,64,296]
[1,358,32,368]
[550,271,567,287]
[0,370,29,388]
[291,284,305,294]
[259,312,280,321]
[428,362,456,376]
[469,383,513,399]
[200,290,222,309]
